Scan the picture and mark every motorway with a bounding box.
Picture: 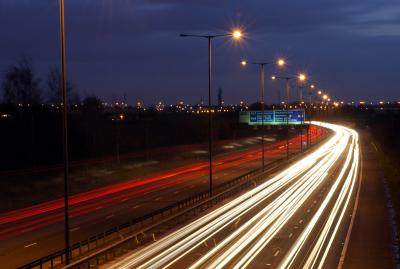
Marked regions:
[107,122,360,269]
[0,126,323,268]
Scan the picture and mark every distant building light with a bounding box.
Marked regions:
[1,114,11,119]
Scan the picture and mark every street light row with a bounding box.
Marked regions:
[180,28,245,197]
[179,27,336,199]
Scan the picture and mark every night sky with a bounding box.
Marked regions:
[1,0,400,105]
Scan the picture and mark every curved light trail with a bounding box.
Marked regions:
[110,122,360,269]
[0,128,322,240]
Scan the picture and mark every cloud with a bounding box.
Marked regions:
[1,0,400,103]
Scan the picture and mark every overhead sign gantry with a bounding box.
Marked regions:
[239,110,305,125]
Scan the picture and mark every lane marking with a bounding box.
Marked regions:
[371,142,378,152]
[155,197,161,201]
[299,219,303,224]
[337,141,364,269]
[24,242,37,248]
[289,233,293,238]
[234,218,241,227]
[70,227,80,232]
[95,206,103,210]
[132,205,141,209]
[274,249,281,257]
[106,214,114,219]
[121,198,128,202]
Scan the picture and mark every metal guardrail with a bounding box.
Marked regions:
[63,162,285,269]
[18,131,329,269]
[17,164,269,269]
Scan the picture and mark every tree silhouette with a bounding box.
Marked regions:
[1,56,41,105]
[46,67,80,105]
[82,95,103,113]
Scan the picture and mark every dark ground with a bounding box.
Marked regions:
[343,132,396,268]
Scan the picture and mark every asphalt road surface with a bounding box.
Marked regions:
[0,126,323,268]
[106,122,360,269]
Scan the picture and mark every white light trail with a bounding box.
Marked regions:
[110,122,360,269]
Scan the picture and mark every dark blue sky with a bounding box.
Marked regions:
[1,0,400,104]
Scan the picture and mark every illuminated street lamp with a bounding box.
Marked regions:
[240,58,286,171]
[297,74,307,103]
[307,84,316,104]
[298,73,307,81]
[271,73,308,158]
[271,73,307,104]
[232,29,242,39]
[180,29,243,197]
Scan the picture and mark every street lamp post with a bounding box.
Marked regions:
[307,84,316,148]
[298,82,316,148]
[299,85,304,104]
[271,76,292,159]
[180,30,242,197]
[59,0,70,264]
[309,84,315,105]
[240,59,285,171]
[271,73,307,159]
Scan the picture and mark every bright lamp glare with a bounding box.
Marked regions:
[298,73,306,81]
[277,59,285,67]
[241,60,247,66]
[232,30,242,40]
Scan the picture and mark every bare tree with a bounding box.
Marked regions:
[46,67,80,105]
[1,56,41,105]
